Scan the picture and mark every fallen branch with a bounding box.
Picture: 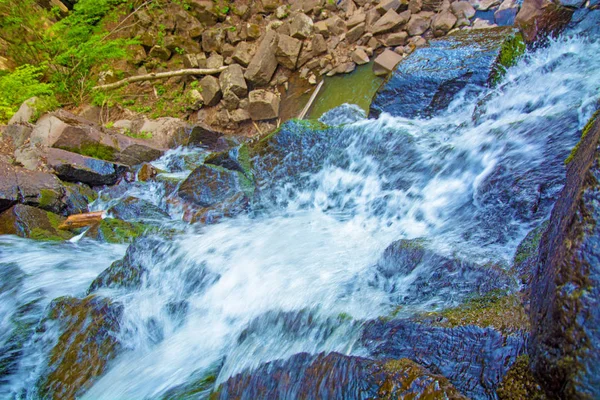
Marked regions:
[59,211,106,230]
[92,67,228,91]
[298,80,324,120]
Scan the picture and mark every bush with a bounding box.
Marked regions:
[0,64,56,123]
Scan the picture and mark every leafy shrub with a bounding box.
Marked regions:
[0,64,56,123]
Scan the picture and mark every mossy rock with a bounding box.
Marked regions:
[0,204,73,241]
[86,218,154,244]
[489,32,526,86]
[35,295,123,400]
[422,290,530,335]
[204,143,254,180]
[497,355,547,399]
[565,110,600,165]
[62,182,98,215]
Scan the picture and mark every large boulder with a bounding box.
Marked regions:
[34,296,123,400]
[216,352,466,399]
[244,31,279,87]
[289,13,314,39]
[514,0,572,43]
[8,97,38,125]
[178,164,253,208]
[219,64,248,98]
[199,75,222,107]
[2,124,33,148]
[276,34,303,70]
[0,204,73,241]
[373,49,404,76]
[248,90,280,121]
[371,9,410,34]
[431,10,457,36]
[45,148,129,186]
[232,41,256,67]
[529,112,600,398]
[370,27,525,119]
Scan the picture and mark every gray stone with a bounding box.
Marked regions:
[372,9,411,35]
[494,0,519,26]
[451,1,476,19]
[351,48,371,65]
[3,124,32,148]
[232,41,256,67]
[407,14,431,36]
[202,28,226,53]
[200,76,222,107]
[206,53,224,69]
[276,5,290,19]
[384,31,409,46]
[248,90,280,120]
[46,148,129,186]
[314,20,330,37]
[346,12,366,28]
[221,91,240,111]
[245,30,279,86]
[219,64,248,98]
[325,15,346,35]
[377,0,402,14]
[347,22,366,43]
[432,10,457,36]
[149,45,171,60]
[182,54,199,68]
[409,0,423,13]
[276,34,303,70]
[373,49,403,76]
[9,97,39,125]
[230,108,251,123]
[289,13,314,39]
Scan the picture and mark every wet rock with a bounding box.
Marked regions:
[204,144,253,179]
[62,182,97,215]
[149,45,171,61]
[108,196,169,221]
[248,90,280,121]
[351,48,371,65]
[8,97,38,125]
[370,27,523,118]
[0,204,72,241]
[216,352,466,399]
[245,30,279,86]
[289,13,314,39]
[371,9,410,34]
[276,34,302,70]
[514,0,572,43]
[219,64,248,98]
[0,161,65,213]
[406,13,430,36]
[432,10,457,36]
[361,318,526,398]
[232,41,256,67]
[188,123,224,150]
[494,0,519,26]
[178,164,253,208]
[45,148,129,186]
[199,75,222,107]
[86,218,152,244]
[373,49,404,76]
[137,163,158,182]
[35,296,123,400]
[529,113,600,398]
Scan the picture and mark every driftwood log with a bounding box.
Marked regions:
[92,67,228,90]
[59,211,106,230]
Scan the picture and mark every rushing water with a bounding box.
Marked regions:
[1,31,600,399]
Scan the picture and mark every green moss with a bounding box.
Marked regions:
[514,221,548,265]
[38,189,60,209]
[424,291,530,335]
[565,110,600,165]
[497,355,547,399]
[162,374,217,400]
[29,227,66,241]
[28,211,73,241]
[91,219,154,244]
[490,32,526,86]
[58,142,118,162]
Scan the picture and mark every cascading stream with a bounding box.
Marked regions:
[0,31,599,400]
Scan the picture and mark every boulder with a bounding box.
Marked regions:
[35,296,123,399]
[232,41,256,67]
[371,9,410,34]
[248,90,280,121]
[206,53,224,69]
[45,148,129,186]
[325,15,346,35]
[314,20,329,36]
[432,10,457,36]
[164,35,201,54]
[451,1,476,19]
[230,108,251,123]
[8,97,38,125]
[370,27,524,118]
[188,123,224,149]
[216,352,466,399]
[347,22,366,43]
[384,31,409,46]
[244,30,279,86]
[108,196,169,221]
[346,12,366,28]
[202,28,226,53]
[514,0,572,43]
[182,54,199,68]
[148,45,171,60]
[0,204,72,241]
[199,75,222,107]
[178,164,252,208]
[351,48,371,65]
[2,124,32,148]
[133,117,189,149]
[377,0,404,13]
[219,64,248,98]
[529,114,600,399]
[30,114,70,147]
[276,34,303,70]
[406,13,431,36]
[409,0,423,13]
[0,161,65,214]
[373,49,404,76]
[289,13,314,39]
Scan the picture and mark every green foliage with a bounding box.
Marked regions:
[0,64,55,123]
[565,110,600,164]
